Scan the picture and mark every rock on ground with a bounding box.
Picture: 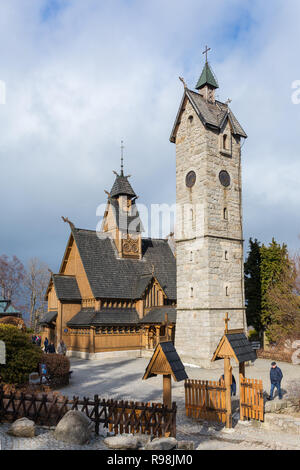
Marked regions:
[8,418,36,438]
[54,410,94,445]
[104,433,151,450]
[177,440,195,450]
[145,437,178,450]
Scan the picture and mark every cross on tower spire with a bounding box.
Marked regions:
[202,45,211,63]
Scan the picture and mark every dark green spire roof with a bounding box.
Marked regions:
[195,62,219,90]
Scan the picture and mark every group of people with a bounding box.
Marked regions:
[31,335,42,346]
[43,337,67,355]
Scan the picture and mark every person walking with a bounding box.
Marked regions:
[268,362,283,400]
[48,342,56,354]
[58,340,67,356]
[44,337,49,353]
[220,374,236,396]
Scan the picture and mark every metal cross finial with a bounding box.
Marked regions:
[202,45,211,63]
[120,140,125,176]
[225,98,232,105]
[224,313,230,334]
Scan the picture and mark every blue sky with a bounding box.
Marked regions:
[0,0,300,271]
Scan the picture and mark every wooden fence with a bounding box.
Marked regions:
[0,386,176,437]
[185,379,226,424]
[240,377,264,422]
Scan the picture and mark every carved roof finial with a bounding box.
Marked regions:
[179,76,187,89]
[151,263,155,276]
[61,216,75,229]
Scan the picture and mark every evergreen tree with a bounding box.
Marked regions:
[244,239,262,332]
[260,238,289,335]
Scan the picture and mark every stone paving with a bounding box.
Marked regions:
[0,357,299,450]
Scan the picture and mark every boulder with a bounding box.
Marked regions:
[145,437,178,451]
[104,434,140,450]
[8,417,36,438]
[177,440,195,450]
[54,410,94,445]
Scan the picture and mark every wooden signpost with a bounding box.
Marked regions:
[143,338,188,409]
[211,313,257,429]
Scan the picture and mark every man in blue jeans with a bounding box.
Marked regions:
[268,362,283,400]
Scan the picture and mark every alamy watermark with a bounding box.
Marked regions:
[291,80,300,104]
[95,201,205,251]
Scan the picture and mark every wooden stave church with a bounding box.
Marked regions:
[40,168,176,359]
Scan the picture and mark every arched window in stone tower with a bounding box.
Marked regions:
[223,134,228,150]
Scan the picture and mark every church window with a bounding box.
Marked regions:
[226,286,229,296]
[190,251,193,262]
[225,251,228,260]
[188,115,194,125]
[223,208,228,220]
[190,287,194,298]
[223,134,228,150]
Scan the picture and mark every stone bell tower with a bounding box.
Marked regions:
[170,51,248,367]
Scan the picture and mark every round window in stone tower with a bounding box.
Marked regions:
[219,170,231,188]
[186,171,196,188]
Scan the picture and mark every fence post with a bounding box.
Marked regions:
[239,362,245,421]
[163,374,172,409]
[171,402,176,438]
[224,357,232,429]
[94,394,99,435]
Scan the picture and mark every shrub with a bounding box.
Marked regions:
[0,316,26,331]
[257,348,293,363]
[248,329,259,341]
[0,324,43,385]
[41,353,70,378]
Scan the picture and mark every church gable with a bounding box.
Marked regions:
[46,283,58,309]
[143,277,166,309]
[58,232,94,300]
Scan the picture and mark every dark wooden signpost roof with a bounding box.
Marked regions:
[212,330,257,364]
[143,341,188,382]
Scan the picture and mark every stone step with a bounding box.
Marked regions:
[262,413,300,435]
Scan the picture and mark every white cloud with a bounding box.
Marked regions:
[0,0,300,268]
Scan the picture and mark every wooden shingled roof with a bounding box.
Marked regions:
[143,341,188,382]
[212,331,257,364]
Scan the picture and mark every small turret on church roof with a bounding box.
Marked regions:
[110,173,137,199]
[195,61,219,90]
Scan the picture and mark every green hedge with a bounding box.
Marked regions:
[0,324,43,385]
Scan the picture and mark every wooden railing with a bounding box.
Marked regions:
[240,377,264,422]
[185,379,226,424]
[0,386,176,437]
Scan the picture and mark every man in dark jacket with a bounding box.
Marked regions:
[269,362,283,400]
[48,342,56,354]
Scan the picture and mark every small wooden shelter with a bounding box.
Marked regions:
[143,341,188,408]
[211,314,257,428]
